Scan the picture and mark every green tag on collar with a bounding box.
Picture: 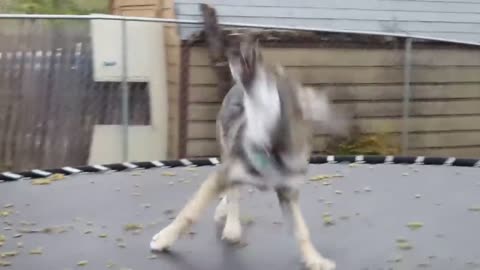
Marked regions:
[253,151,270,169]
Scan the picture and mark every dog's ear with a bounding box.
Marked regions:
[227,35,262,88]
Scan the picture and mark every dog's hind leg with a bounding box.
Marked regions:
[150,170,226,251]
[276,186,336,270]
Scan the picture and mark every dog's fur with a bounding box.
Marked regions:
[150,36,337,270]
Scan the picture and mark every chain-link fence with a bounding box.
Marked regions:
[0,14,479,171]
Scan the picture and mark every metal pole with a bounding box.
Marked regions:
[121,18,129,162]
[402,38,413,156]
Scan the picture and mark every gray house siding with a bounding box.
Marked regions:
[175,0,480,43]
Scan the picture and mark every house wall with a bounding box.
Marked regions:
[175,0,480,43]
[185,44,480,158]
[110,0,182,159]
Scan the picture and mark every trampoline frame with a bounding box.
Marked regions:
[1,155,479,182]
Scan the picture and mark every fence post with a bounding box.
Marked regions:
[121,18,129,162]
[402,38,413,156]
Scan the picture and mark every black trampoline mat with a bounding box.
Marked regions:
[1,163,480,270]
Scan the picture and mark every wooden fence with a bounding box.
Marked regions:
[184,45,480,158]
[0,45,150,171]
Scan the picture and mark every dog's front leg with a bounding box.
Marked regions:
[276,186,336,270]
[220,186,242,243]
[150,170,226,251]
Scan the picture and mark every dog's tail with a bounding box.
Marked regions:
[298,87,351,137]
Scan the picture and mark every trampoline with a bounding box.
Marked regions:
[0,155,479,270]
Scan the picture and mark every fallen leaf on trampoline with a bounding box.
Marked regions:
[48,173,65,181]
[364,187,372,192]
[468,206,480,212]
[396,241,413,250]
[3,204,13,209]
[77,260,88,266]
[141,203,151,209]
[31,179,52,185]
[407,222,424,230]
[0,251,18,258]
[335,190,343,195]
[123,224,143,231]
[117,243,127,248]
[162,171,176,176]
[98,233,108,238]
[0,260,12,267]
[322,213,335,226]
[402,172,409,176]
[387,255,403,263]
[83,230,92,234]
[18,226,63,234]
[163,209,175,216]
[0,210,12,217]
[29,247,43,255]
[13,234,22,238]
[16,242,23,248]
[309,174,343,181]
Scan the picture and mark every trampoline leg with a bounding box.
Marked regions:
[277,187,336,270]
[220,187,242,243]
[150,171,226,251]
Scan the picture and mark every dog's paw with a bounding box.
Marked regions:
[304,254,336,270]
[221,220,242,243]
[150,226,179,251]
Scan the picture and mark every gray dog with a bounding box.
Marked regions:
[150,36,337,270]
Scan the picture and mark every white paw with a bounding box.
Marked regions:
[150,226,179,251]
[221,220,242,243]
[214,197,228,223]
[304,253,336,270]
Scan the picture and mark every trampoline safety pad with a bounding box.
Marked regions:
[1,163,480,270]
